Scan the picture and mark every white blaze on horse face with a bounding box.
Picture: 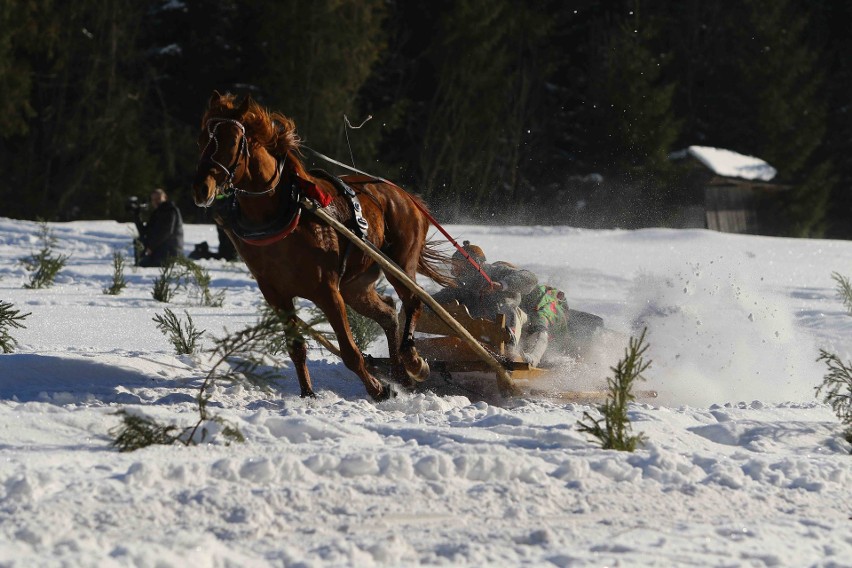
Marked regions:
[201,189,216,208]
[192,174,217,207]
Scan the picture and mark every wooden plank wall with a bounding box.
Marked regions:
[704,185,758,233]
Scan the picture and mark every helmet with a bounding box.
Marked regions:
[452,240,486,264]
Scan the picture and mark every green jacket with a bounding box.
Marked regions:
[521,285,570,335]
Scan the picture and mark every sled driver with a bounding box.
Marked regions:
[518,283,571,366]
[432,241,544,364]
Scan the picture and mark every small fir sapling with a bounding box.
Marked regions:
[103,251,128,295]
[21,220,69,289]
[111,305,307,451]
[153,308,205,355]
[0,301,30,353]
[816,350,852,451]
[151,257,225,306]
[815,272,852,451]
[577,328,651,452]
[832,272,852,315]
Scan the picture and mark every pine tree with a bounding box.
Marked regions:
[0,0,41,137]
[739,0,832,237]
[142,0,252,195]
[808,2,852,239]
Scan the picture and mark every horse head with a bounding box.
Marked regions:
[192,92,301,207]
[192,92,251,207]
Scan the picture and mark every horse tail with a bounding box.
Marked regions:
[399,191,455,287]
[418,238,455,288]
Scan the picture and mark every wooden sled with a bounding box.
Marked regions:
[413,301,548,381]
[363,301,548,397]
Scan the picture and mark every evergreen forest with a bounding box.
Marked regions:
[2,0,850,238]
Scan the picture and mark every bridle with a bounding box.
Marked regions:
[199,118,283,200]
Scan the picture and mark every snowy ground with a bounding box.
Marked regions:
[0,217,850,567]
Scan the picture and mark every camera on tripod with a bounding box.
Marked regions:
[125,196,149,215]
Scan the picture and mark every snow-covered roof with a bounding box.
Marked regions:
[673,146,777,182]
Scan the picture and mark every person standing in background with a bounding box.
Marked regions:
[133,188,184,267]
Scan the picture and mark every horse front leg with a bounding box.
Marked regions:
[288,331,315,398]
[270,298,315,398]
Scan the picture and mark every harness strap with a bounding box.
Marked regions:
[308,168,373,287]
[237,210,301,246]
[214,156,332,247]
[310,169,369,239]
[215,178,302,247]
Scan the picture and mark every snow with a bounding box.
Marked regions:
[0,217,850,567]
[676,146,778,181]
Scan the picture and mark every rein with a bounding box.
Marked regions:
[301,145,495,287]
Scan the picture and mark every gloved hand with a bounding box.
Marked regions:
[479,280,503,299]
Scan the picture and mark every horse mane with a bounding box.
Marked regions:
[203,93,304,172]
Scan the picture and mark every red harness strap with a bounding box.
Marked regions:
[402,192,494,287]
[295,174,332,207]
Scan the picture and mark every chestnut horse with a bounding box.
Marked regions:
[192,92,452,401]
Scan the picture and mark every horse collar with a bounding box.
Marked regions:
[214,159,301,246]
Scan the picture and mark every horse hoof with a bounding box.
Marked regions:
[373,383,397,402]
[300,389,317,399]
[405,357,430,383]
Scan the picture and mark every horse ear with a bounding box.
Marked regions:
[209,90,222,106]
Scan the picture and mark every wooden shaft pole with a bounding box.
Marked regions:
[294,317,341,357]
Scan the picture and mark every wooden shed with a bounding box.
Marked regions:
[671,146,786,234]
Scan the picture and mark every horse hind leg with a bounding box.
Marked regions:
[342,279,410,386]
[316,286,393,401]
[376,200,433,383]
[401,300,429,382]
[385,274,430,383]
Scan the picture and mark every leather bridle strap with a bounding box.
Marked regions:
[202,118,250,189]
